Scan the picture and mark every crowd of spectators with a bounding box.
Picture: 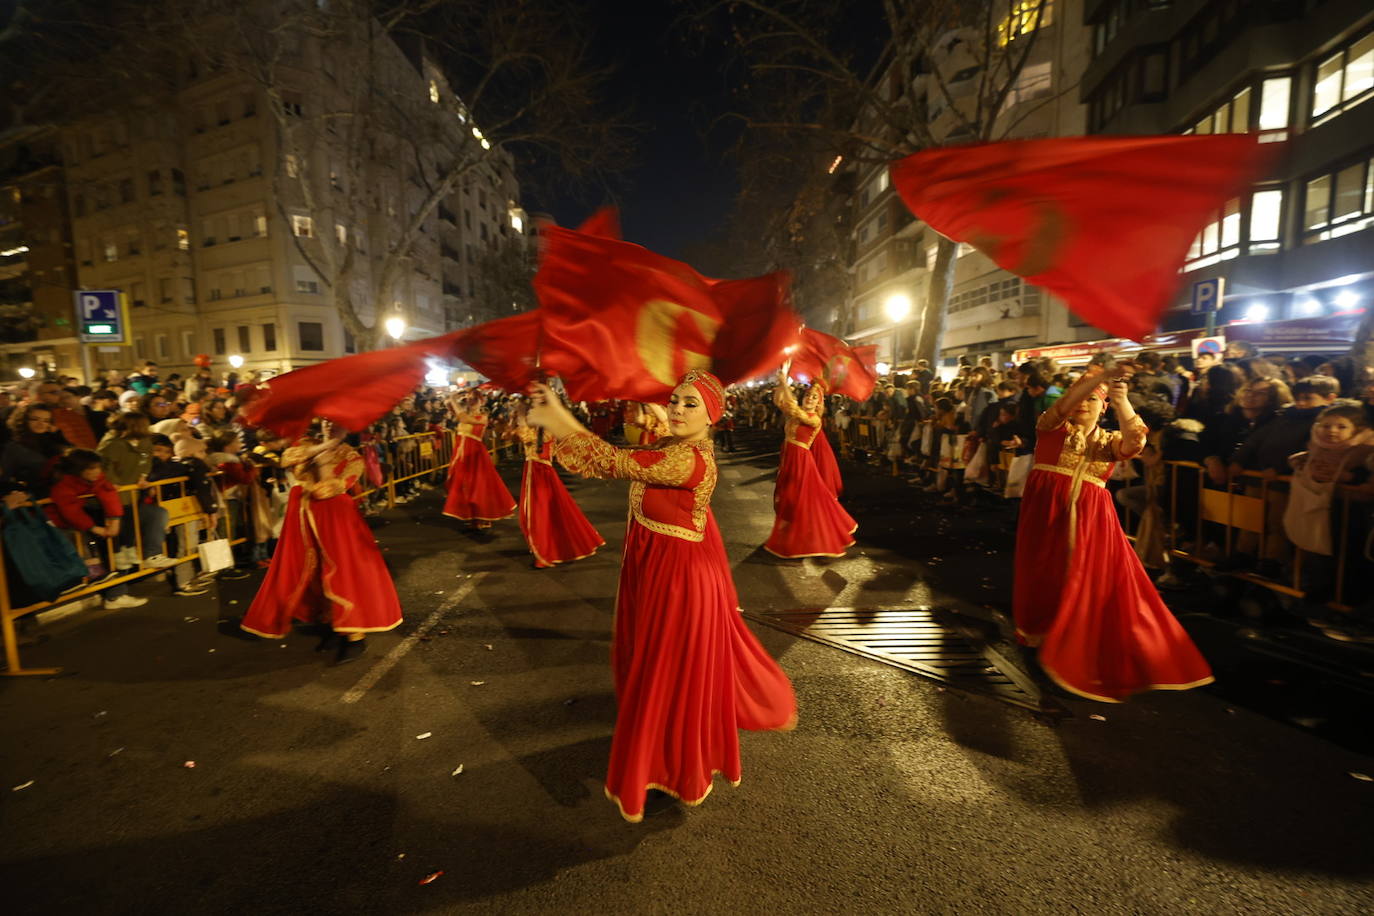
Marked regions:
[799,343,1374,643]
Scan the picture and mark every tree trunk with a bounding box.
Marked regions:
[914,235,956,369]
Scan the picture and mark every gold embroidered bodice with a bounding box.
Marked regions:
[517,426,552,464]
[782,401,821,449]
[283,441,363,499]
[553,431,715,541]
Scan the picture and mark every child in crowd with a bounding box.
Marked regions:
[247,434,292,559]
[1286,403,1374,631]
[148,433,219,596]
[45,449,154,609]
[206,432,261,573]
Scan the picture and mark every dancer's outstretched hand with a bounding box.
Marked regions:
[526,382,582,438]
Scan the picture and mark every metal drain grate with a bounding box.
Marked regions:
[747,606,1063,715]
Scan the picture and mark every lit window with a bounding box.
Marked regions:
[335,223,347,244]
[285,154,298,178]
[104,239,117,262]
[1311,31,1374,124]
[1302,155,1374,242]
[177,227,189,250]
[510,213,523,233]
[1258,77,1291,139]
[429,80,440,104]
[255,214,268,237]
[292,214,313,238]
[997,0,1053,47]
[1249,189,1284,252]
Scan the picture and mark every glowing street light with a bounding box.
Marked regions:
[18,366,35,379]
[228,354,245,369]
[1245,303,1270,323]
[1334,289,1361,310]
[385,315,407,340]
[875,361,892,376]
[884,292,913,323]
[1295,297,1323,316]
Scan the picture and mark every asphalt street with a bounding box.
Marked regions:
[3,432,1373,915]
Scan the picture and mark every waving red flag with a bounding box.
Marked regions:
[449,311,541,391]
[534,224,800,402]
[242,311,546,437]
[890,135,1278,340]
[790,329,878,401]
[240,331,464,438]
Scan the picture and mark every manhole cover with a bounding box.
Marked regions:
[748,606,1063,715]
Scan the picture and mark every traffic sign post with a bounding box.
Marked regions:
[1191,277,1225,337]
[74,289,129,385]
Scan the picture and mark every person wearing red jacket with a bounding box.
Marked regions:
[45,450,150,609]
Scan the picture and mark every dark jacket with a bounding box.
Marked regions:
[149,456,216,515]
[1200,411,1272,464]
[1231,405,1325,473]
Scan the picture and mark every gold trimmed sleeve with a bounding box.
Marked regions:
[554,432,694,487]
[1115,416,1148,461]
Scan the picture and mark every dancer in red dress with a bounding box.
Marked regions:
[528,370,796,823]
[240,420,403,664]
[442,391,516,529]
[515,412,604,568]
[807,381,844,497]
[1013,363,1214,702]
[764,375,857,558]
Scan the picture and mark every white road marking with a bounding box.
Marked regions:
[340,572,488,704]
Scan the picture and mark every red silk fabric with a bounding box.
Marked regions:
[442,435,516,522]
[890,135,1278,340]
[533,224,801,403]
[240,488,403,638]
[764,438,857,558]
[790,329,878,402]
[518,458,604,567]
[1012,425,1214,701]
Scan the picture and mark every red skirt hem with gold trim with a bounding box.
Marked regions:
[519,460,604,568]
[607,513,796,823]
[443,437,516,522]
[1012,469,1213,702]
[764,440,857,558]
[240,488,403,638]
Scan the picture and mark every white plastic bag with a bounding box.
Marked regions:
[1003,454,1032,499]
[198,538,234,572]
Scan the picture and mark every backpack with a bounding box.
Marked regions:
[3,505,89,604]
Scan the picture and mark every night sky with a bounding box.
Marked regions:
[526,1,739,259]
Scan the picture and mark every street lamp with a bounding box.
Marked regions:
[875,361,892,376]
[883,293,912,322]
[18,366,35,379]
[385,315,407,341]
[883,293,912,371]
[228,354,245,369]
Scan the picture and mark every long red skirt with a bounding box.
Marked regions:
[443,437,516,522]
[1012,470,1214,702]
[241,489,403,638]
[607,513,796,822]
[519,460,604,568]
[764,441,857,558]
[810,429,843,497]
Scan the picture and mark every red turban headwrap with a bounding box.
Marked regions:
[679,368,725,423]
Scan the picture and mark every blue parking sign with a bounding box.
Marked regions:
[1190,278,1225,316]
[74,290,126,343]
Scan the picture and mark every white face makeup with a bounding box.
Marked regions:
[667,383,712,441]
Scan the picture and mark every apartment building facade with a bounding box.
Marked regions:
[844,0,1099,373]
[27,23,524,385]
[0,128,80,378]
[1083,0,1374,336]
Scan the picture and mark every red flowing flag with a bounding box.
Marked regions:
[533,223,801,402]
[890,135,1279,340]
[790,329,878,401]
[242,313,545,438]
[448,311,541,392]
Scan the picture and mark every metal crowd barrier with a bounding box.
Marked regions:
[0,427,484,677]
[1,474,243,676]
